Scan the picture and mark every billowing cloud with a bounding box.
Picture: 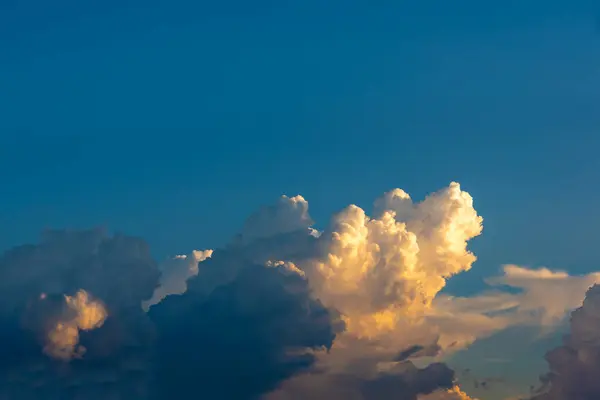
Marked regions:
[301,182,483,341]
[265,358,460,400]
[145,194,340,398]
[528,284,600,399]
[0,198,339,399]
[1,182,597,400]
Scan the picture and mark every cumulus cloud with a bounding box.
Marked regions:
[258,183,600,399]
[0,227,339,400]
[144,196,340,398]
[2,182,597,400]
[264,183,489,399]
[301,182,483,341]
[528,284,600,399]
[357,362,457,400]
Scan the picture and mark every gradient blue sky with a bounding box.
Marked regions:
[1,1,599,298]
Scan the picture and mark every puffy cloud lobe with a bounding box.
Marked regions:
[529,284,600,400]
[41,290,107,360]
[142,250,213,311]
[373,182,483,279]
[302,182,483,340]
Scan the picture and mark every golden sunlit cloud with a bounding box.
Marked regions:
[43,290,107,360]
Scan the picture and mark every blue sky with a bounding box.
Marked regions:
[1,2,599,288]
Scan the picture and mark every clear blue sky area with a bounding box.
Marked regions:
[1,1,599,295]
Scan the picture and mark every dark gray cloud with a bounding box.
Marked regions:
[0,228,160,399]
[358,362,456,400]
[395,343,442,362]
[528,284,600,400]
[0,228,340,400]
[267,360,458,400]
[150,256,339,399]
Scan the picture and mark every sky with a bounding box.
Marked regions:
[1,1,600,399]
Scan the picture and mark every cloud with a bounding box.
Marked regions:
[142,249,213,311]
[527,284,600,399]
[484,265,600,326]
[265,359,461,400]
[357,362,457,400]
[1,182,597,400]
[258,183,600,399]
[0,196,339,399]
[419,385,477,399]
[0,228,160,399]
[150,257,340,399]
[301,182,483,342]
[39,290,107,360]
[264,182,489,399]
[395,344,443,362]
[239,194,314,244]
[427,265,600,353]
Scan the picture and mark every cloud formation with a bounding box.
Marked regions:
[0,211,339,399]
[0,182,597,400]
